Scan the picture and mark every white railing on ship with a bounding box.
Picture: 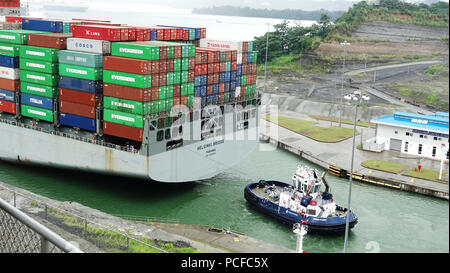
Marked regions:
[0,118,137,154]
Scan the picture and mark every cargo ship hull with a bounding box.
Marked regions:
[0,104,259,182]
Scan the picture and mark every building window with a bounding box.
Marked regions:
[420,134,424,138]
[404,142,409,152]
[418,144,422,155]
[432,146,436,157]
[406,132,410,136]
[434,137,438,141]
[395,131,398,134]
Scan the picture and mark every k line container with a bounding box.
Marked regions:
[103,56,157,75]
[21,82,58,98]
[27,33,72,49]
[59,63,103,81]
[0,29,45,44]
[19,46,59,62]
[59,100,96,118]
[104,96,151,115]
[20,70,59,86]
[103,108,144,129]
[0,67,19,80]
[22,19,63,33]
[0,99,16,114]
[59,88,99,106]
[0,89,16,102]
[21,104,54,122]
[19,58,58,74]
[67,38,111,54]
[60,112,96,132]
[103,83,152,102]
[21,93,54,110]
[71,25,128,41]
[103,70,152,89]
[0,55,19,68]
[58,50,103,68]
[0,78,19,91]
[59,76,102,93]
[103,121,143,142]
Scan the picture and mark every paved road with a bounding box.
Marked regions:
[344,60,442,76]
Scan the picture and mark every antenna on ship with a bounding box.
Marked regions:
[292,221,308,253]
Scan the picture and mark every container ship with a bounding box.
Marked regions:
[0,1,260,183]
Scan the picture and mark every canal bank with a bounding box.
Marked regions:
[260,116,449,200]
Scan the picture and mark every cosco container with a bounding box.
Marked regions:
[67,38,111,54]
[0,67,19,80]
[0,43,21,57]
[21,104,54,122]
[20,70,59,86]
[58,50,103,68]
[27,33,72,49]
[59,88,99,106]
[60,112,96,132]
[103,121,143,142]
[0,29,45,44]
[0,99,16,114]
[59,63,103,81]
[22,19,63,33]
[111,42,160,60]
[0,78,19,91]
[0,89,16,102]
[21,93,54,110]
[103,83,152,102]
[103,70,152,89]
[59,100,96,119]
[104,96,151,115]
[59,76,102,94]
[0,55,19,68]
[19,46,59,62]
[21,82,58,98]
[19,58,58,74]
[103,108,145,129]
[103,56,157,75]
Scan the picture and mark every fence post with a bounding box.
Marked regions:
[41,236,51,253]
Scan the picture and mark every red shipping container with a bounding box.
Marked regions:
[172,96,181,106]
[213,63,220,73]
[219,62,226,73]
[5,16,43,23]
[200,28,206,39]
[173,84,181,97]
[218,94,224,104]
[166,59,174,73]
[0,78,19,92]
[242,64,248,75]
[207,63,214,74]
[194,65,202,76]
[219,83,225,94]
[240,86,246,97]
[173,45,182,59]
[213,73,219,84]
[103,56,157,75]
[188,70,194,83]
[188,57,195,70]
[60,100,96,119]
[207,75,213,86]
[59,88,98,106]
[27,33,72,50]
[180,96,188,106]
[103,121,143,142]
[151,87,159,101]
[71,25,127,41]
[73,18,111,23]
[231,61,237,71]
[1,0,21,8]
[0,100,16,114]
[201,64,207,75]
[103,83,152,102]
[206,85,213,96]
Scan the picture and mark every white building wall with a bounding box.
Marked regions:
[376,124,449,160]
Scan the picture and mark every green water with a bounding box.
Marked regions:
[0,143,448,253]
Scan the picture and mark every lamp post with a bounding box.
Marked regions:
[264,23,270,94]
[339,41,351,127]
[343,90,370,253]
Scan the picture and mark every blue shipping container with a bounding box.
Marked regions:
[0,89,16,102]
[194,76,202,87]
[59,76,102,94]
[224,82,230,93]
[219,72,225,83]
[201,75,207,86]
[0,55,19,68]
[21,93,54,110]
[22,19,63,33]
[60,112,96,132]
[230,81,236,92]
[231,71,237,81]
[194,86,201,97]
[213,84,219,95]
[236,64,242,76]
[150,30,157,41]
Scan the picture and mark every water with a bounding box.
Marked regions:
[0,143,448,253]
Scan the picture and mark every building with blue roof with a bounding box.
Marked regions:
[366,111,449,160]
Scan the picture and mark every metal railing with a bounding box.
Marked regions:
[0,197,83,253]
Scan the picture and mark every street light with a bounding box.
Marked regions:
[343,90,370,253]
[339,41,351,127]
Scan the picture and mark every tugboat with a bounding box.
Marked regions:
[244,165,358,234]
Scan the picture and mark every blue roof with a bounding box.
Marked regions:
[435,112,449,118]
[372,111,449,134]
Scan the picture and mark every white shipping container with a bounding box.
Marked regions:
[199,39,243,53]
[0,67,20,80]
[235,86,241,98]
[67,38,111,55]
[237,53,243,64]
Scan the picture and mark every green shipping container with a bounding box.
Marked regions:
[21,82,58,98]
[104,96,151,115]
[181,58,189,71]
[225,61,231,72]
[20,70,59,86]
[173,58,181,72]
[21,104,54,122]
[103,70,152,88]
[241,75,247,86]
[0,29,45,45]
[58,50,103,68]
[166,72,174,86]
[180,71,188,84]
[59,63,103,80]
[173,71,181,85]
[0,43,21,57]
[20,58,58,74]
[166,46,174,59]
[111,42,160,60]
[103,109,145,129]
[19,46,59,62]
[149,101,158,114]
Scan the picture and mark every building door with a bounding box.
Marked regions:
[390,138,402,151]
[432,146,436,157]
